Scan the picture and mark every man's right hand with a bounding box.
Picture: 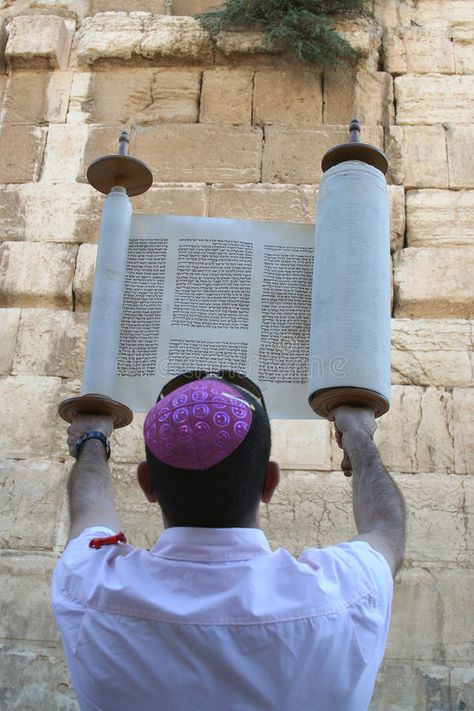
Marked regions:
[329,407,376,476]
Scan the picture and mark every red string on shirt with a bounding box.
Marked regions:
[89,532,127,549]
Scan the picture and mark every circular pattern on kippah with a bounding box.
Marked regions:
[143,378,253,470]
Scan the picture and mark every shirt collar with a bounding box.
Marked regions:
[151,527,272,562]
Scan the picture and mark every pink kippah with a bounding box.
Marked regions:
[144,379,253,470]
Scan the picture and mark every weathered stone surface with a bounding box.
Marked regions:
[385,125,448,189]
[0,553,59,641]
[363,386,455,474]
[254,68,322,126]
[452,27,474,74]
[0,183,101,243]
[111,412,146,464]
[395,472,469,565]
[388,185,405,252]
[464,475,474,560]
[215,30,266,57]
[391,319,474,388]
[383,27,454,74]
[450,668,474,711]
[132,183,207,216]
[447,125,474,189]
[0,643,77,711]
[209,183,317,222]
[395,74,474,125]
[324,71,393,127]
[0,242,77,308]
[0,375,62,458]
[332,20,382,71]
[76,125,119,183]
[2,71,72,124]
[40,123,90,183]
[0,308,20,374]
[76,13,213,66]
[407,0,474,27]
[406,189,474,247]
[73,243,96,309]
[13,309,88,378]
[270,419,332,471]
[371,661,451,711]
[91,0,166,12]
[0,459,65,549]
[200,68,253,124]
[386,567,474,664]
[261,471,355,556]
[262,126,383,184]
[78,69,202,124]
[0,125,46,183]
[453,389,474,474]
[172,0,223,13]
[6,15,73,69]
[394,247,474,319]
[133,125,263,182]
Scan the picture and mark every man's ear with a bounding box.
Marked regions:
[137,460,158,503]
[262,460,280,504]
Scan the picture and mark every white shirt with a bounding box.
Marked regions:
[52,527,393,711]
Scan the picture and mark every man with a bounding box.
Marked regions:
[52,372,405,711]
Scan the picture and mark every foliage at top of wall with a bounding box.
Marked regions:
[199,0,374,70]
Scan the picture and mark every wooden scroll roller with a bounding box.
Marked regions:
[308,119,391,474]
[58,132,153,429]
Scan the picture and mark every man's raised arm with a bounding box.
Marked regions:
[66,414,120,541]
[332,407,406,577]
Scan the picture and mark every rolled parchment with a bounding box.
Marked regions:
[83,186,132,397]
[308,160,391,418]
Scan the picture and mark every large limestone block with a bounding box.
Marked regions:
[394,247,474,319]
[0,643,77,711]
[406,189,474,247]
[6,14,73,69]
[407,0,474,27]
[2,71,72,124]
[385,125,448,189]
[200,68,253,125]
[81,69,201,124]
[450,668,474,711]
[331,20,382,71]
[215,30,267,57]
[388,185,405,252]
[452,27,474,74]
[76,13,212,65]
[133,125,263,182]
[0,459,65,549]
[111,412,146,464]
[260,471,355,556]
[391,319,474,388]
[41,123,90,183]
[209,183,317,223]
[0,553,59,641]
[0,182,101,243]
[465,475,474,559]
[387,567,474,663]
[396,472,469,565]
[0,375,62,458]
[73,242,96,309]
[323,71,393,127]
[254,68,322,126]
[172,0,224,12]
[0,242,77,308]
[371,661,451,711]
[383,27,454,74]
[270,419,332,471]
[447,125,474,188]
[0,308,20,374]
[91,0,166,12]
[395,74,474,125]
[366,386,455,474]
[0,125,46,183]
[453,389,474,474]
[262,126,383,184]
[13,309,88,377]
[132,183,207,216]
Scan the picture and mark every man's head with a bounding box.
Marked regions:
[137,375,279,528]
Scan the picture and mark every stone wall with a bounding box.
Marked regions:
[0,0,473,708]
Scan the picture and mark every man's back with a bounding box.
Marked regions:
[52,526,393,711]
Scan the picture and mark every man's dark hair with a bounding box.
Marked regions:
[145,387,271,528]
